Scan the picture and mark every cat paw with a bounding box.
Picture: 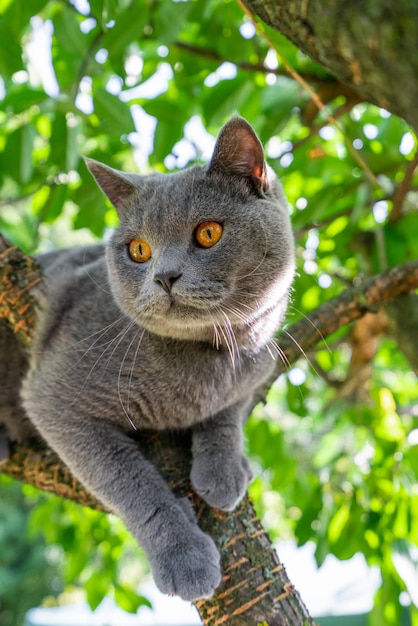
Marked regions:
[150,527,221,601]
[191,452,253,512]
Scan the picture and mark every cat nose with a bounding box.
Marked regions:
[154,271,182,293]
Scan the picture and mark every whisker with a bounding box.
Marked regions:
[221,300,293,372]
[67,317,126,369]
[281,328,320,376]
[268,338,292,370]
[211,318,221,350]
[30,313,125,357]
[68,320,135,410]
[118,328,144,431]
[126,328,146,415]
[213,306,236,368]
[82,252,113,296]
[288,305,333,355]
[220,310,240,370]
[101,320,136,374]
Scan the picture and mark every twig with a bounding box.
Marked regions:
[175,40,327,83]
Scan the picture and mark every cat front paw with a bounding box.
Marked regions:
[150,526,221,602]
[191,452,253,512]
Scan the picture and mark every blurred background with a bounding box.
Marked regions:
[0,1,417,624]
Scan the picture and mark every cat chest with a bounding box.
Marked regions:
[82,335,264,431]
[43,327,270,432]
[118,349,244,430]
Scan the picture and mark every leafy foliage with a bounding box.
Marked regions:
[0,0,417,624]
[0,477,63,626]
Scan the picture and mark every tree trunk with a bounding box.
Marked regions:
[1,237,418,624]
[242,0,418,132]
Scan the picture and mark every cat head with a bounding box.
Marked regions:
[86,117,295,350]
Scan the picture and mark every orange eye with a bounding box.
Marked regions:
[195,221,223,248]
[128,238,152,263]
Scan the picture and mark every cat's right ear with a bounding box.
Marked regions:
[84,157,138,217]
[208,116,268,192]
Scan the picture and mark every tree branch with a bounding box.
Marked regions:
[174,40,352,90]
[271,259,418,376]
[241,0,418,132]
[1,239,417,624]
[0,235,41,346]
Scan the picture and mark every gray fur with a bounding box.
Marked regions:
[0,117,295,601]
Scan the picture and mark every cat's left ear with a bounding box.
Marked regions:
[84,157,138,217]
[208,116,268,192]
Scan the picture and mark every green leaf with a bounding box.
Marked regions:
[385,213,418,266]
[73,163,108,237]
[260,77,307,126]
[84,571,110,611]
[1,86,47,113]
[52,6,91,91]
[201,75,255,127]
[93,88,135,135]
[152,0,193,44]
[114,584,151,613]
[50,112,68,171]
[0,124,36,184]
[41,184,68,223]
[0,0,49,36]
[0,20,22,75]
[48,110,80,173]
[328,503,350,544]
[89,0,132,26]
[142,90,191,161]
[100,3,150,71]
[0,0,14,13]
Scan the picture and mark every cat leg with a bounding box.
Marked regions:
[24,416,221,601]
[190,399,253,512]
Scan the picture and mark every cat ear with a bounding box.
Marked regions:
[84,157,138,216]
[208,116,268,191]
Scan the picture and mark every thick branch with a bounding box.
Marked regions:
[1,240,418,623]
[242,0,418,132]
[0,236,41,346]
[3,433,313,625]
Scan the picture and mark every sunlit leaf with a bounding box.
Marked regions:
[84,571,110,611]
[93,88,135,135]
[114,584,152,613]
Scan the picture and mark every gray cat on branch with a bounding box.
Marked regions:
[0,117,295,601]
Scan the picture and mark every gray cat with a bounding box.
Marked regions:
[0,117,295,601]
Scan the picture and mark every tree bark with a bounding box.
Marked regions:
[1,238,418,624]
[242,0,418,132]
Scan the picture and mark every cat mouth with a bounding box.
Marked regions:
[138,294,224,325]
